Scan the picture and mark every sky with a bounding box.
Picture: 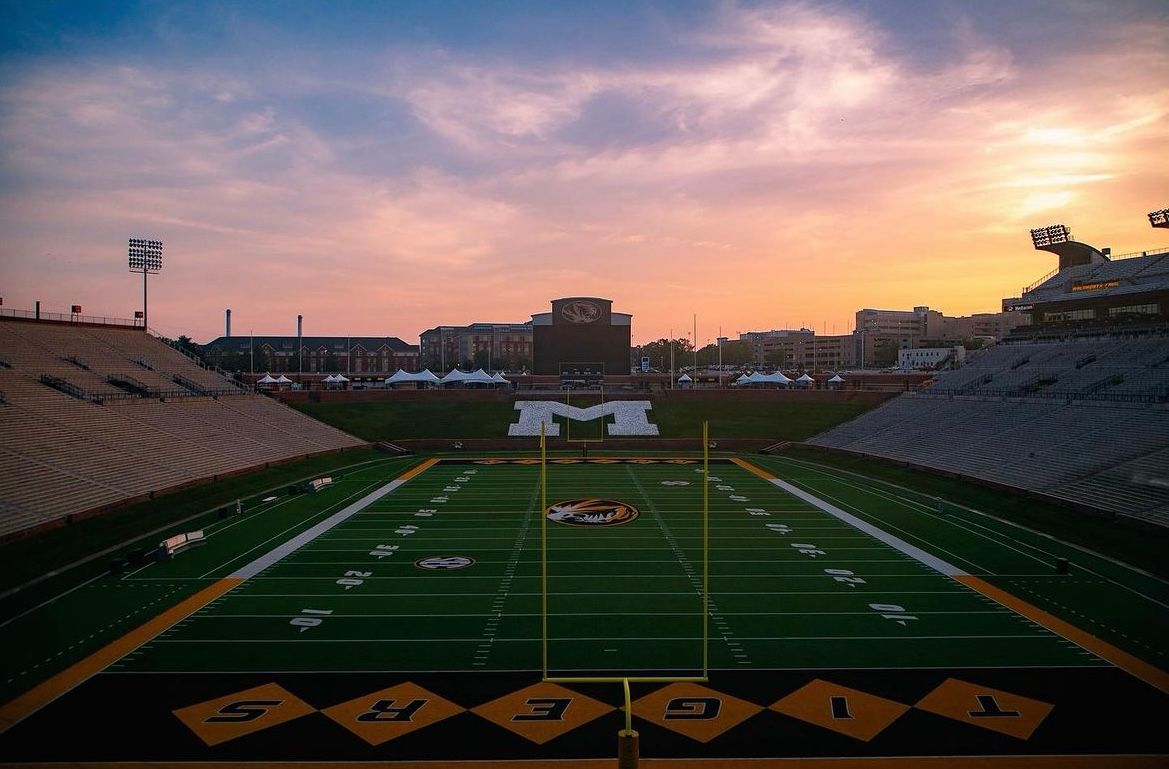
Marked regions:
[1,1,1166,346]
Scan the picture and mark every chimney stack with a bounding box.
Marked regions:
[225,308,232,338]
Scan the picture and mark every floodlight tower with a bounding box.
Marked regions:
[1149,209,1169,229]
[1028,224,1106,270]
[128,238,163,331]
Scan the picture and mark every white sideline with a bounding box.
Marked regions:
[766,476,967,577]
[229,478,410,579]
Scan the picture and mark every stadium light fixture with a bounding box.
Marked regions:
[128,238,163,330]
[1149,209,1169,229]
[1030,224,1071,250]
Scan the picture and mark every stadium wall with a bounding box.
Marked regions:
[272,389,896,406]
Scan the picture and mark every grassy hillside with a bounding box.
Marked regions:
[293,398,874,441]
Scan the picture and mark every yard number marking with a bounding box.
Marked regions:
[337,570,372,589]
[825,568,865,587]
[369,544,400,559]
[791,543,826,557]
[869,603,918,626]
[290,608,333,632]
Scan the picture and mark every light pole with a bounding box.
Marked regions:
[127,238,162,331]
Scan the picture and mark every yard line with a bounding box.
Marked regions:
[474,473,541,667]
[230,589,970,597]
[149,633,1054,643]
[104,662,1108,675]
[194,609,1013,618]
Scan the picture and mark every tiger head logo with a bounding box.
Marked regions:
[546,498,639,526]
[560,300,602,324]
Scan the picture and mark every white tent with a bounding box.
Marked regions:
[828,374,845,383]
[491,371,510,384]
[763,371,792,385]
[334,374,349,382]
[677,373,693,382]
[464,368,495,385]
[747,371,768,383]
[274,375,293,384]
[733,373,751,385]
[257,373,278,384]
[385,369,415,384]
[440,369,469,385]
[322,374,338,383]
[796,373,815,384]
[415,369,441,384]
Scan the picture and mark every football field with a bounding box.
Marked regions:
[1,454,1166,765]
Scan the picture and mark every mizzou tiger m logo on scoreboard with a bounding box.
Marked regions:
[559,300,602,324]
[551,296,612,326]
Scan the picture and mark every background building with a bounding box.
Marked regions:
[899,346,966,370]
[532,297,632,376]
[418,323,533,372]
[855,306,1025,366]
[203,334,418,374]
[739,329,857,371]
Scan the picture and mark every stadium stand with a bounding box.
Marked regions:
[811,237,1169,528]
[808,392,1169,526]
[0,318,367,540]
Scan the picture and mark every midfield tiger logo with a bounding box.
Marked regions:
[546,498,639,527]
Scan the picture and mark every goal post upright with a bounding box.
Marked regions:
[541,420,548,679]
[703,419,709,678]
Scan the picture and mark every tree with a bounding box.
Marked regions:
[638,337,692,371]
[473,348,490,370]
[764,349,787,368]
[324,350,341,373]
[874,339,900,368]
[719,340,754,367]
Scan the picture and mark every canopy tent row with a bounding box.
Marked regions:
[385,369,509,386]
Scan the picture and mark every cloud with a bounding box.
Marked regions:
[0,3,1166,342]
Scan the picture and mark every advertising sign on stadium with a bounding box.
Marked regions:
[1070,280,1120,293]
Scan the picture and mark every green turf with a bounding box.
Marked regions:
[292,398,877,441]
[107,460,1109,676]
[652,399,874,441]
[294,400,518,439]
[7,454,1166,713]
[0,457,417,704]
[772,445,1169,579]
[752,451,1169,666]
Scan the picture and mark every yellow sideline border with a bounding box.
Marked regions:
[0,577,240,733]
[733,456,1169,696]
[0,457,441,734]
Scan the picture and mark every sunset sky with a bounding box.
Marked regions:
[1,1,1166,345]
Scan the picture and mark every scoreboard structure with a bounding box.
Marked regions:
[531,297,631,377]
